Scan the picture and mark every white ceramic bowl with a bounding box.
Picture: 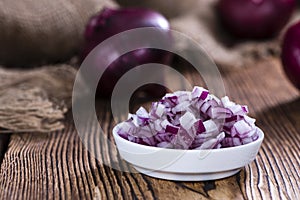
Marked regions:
[113,126,264,181]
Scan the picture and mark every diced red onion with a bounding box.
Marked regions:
[192,86,208,100]
[221,137,242,147]
[200,101,212,114]
[171,128,195,149]
[179,112,197,130]
[165,125,179,134]
[203,120,220,135]
[196,120,206,134]
[115,86,259,149]
[195,132,225,150]
[172,101,190,113]
[157,141,174,148]
[136,107,149,119]
[199,91,209,101]
[233,120,253,135]
[207,107,232,119]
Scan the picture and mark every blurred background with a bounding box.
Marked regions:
[0,0,299,68]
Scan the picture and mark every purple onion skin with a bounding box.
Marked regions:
[81,7,172,98]
[281,21,300,90]
[217,0,296,39]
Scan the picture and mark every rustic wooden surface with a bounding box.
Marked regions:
[0,59,299,199]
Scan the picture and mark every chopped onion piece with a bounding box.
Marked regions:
[203,120,219,135]
[179,112,197,130]
[199,91,209,101]
[172,101,190,113]
[233,120,253,135]
[165,125,179,134]
[136,107,149,118]
[196,120,205,134]
[157,141,174,148]
[172,128,195,149]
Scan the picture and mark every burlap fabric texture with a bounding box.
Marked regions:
[0,65,76,133]
[0,0,116,66]
[0,0,116,132]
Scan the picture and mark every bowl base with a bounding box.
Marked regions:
[133,166,241,181]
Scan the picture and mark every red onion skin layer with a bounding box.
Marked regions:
[281,21,300,90]
[217,0,296,39]
[81,8,172,98]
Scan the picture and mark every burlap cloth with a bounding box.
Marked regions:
[0,0,117,66]
[0,0,117,132]
[0,0,298,133]
[0,65,76,133]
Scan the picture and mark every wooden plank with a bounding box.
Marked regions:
[220,59,300,200]
[0,59,299,199]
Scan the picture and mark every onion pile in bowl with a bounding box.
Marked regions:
[115,86,259,150]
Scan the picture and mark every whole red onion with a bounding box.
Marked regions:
[81,7,172,98]
[217,0,296,39]
[281,21,300,90]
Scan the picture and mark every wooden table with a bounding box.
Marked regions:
[0,59,299,199]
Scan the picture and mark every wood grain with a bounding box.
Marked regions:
[0,59,299,199]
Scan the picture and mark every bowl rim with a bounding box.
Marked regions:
[112,125,264,153]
